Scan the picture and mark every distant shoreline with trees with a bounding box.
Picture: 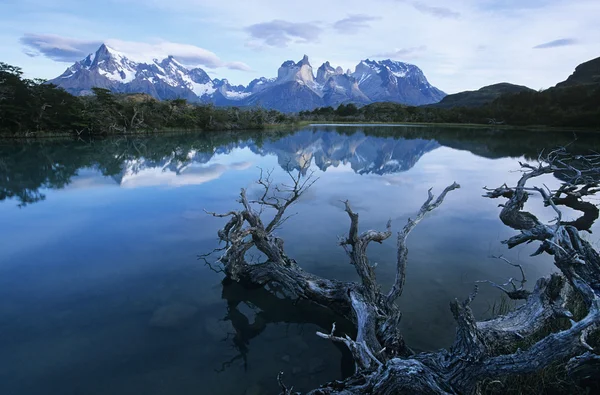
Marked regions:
[2,60,599,138]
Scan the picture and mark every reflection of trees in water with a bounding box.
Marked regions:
[216,278,355,378]
[3,127,600,207]
[0,132,266,206]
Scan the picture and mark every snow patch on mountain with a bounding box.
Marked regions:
[224,91,251,99]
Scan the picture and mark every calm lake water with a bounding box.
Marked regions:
[2,125,600,394]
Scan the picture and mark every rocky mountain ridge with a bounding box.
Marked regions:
[49,44,446,112]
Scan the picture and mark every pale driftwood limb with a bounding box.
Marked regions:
[339,199,392,299]
[277,371,296,395]
[476,274,573,352]
[316,322,382,371]
[387,182,460,304]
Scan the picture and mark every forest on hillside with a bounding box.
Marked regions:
[300,82,600,128]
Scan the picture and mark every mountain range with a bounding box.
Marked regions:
[49,44,446,112]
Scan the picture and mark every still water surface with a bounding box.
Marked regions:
[1,125,600,394]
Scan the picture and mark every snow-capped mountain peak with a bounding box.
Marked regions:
[50,45,446,111]
[351,59,443,104]
[51,43,222,100]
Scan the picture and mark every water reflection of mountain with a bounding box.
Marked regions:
[251,131,439,175]
[3,126,600,206]
[103,131,439,187]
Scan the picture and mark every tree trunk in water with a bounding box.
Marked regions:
[203,149,600,394]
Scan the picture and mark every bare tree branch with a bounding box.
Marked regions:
[477,255,530,300]
[387,182,460,304]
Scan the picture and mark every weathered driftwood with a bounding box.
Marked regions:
[205,148,600,394]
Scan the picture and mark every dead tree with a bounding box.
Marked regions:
[205,148,600,394]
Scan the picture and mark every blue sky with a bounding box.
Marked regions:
[1,0,599,93]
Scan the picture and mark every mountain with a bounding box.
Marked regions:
[52,44,213,102]
[431,83,535,108]
[352,59,446,105]
[49,44,446,112]
[556,56,600,88]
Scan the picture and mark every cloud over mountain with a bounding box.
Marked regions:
[20,34,250,71]
[20,34,103,62]
[333,14,381,34]
[245,20,323,47]
[374,45,427,59]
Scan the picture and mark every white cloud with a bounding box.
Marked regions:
[20,33,251,71]
[106,39,252,71]
[374,45,428,59]
[409,1,461,18]
[333,15,382,34]
[20,34,102,62]
[245,20,323,47]
[533,38,578,49]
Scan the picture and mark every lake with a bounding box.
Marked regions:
[1,125,600,395]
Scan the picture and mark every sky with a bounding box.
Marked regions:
[1,0,599,93]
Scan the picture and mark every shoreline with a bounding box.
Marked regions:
[295,120,600,133]
[2,121,599,140]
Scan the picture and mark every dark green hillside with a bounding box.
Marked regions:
[432,83,534,108]
[556,56,600,87]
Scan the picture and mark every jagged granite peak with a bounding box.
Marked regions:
[352,59,445,105]
[316,61,337,85]
[297,54,311,66]
[277,55,316,88]
[50,44,447,112]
